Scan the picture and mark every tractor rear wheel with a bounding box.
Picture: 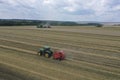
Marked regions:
[44,52,51,58]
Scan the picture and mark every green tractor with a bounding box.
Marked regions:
[37,46,53,58]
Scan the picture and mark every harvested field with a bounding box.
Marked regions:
[0,26,120,80]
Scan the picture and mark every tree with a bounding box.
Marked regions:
[96,24,103,27]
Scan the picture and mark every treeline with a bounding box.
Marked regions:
[0,19,42,26]
[0,19,103,27]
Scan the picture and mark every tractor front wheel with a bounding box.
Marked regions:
[38,51,43,56]
[39,52,42,56]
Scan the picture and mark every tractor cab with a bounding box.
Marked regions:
[43,46,51,50]
[38,46,53,58]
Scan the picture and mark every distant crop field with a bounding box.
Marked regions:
[0,26,120,80]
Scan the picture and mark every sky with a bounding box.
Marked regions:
[0,0,120,22]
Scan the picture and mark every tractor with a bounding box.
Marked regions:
[36,24,51,28]
[38,46,53,58]
[37,46,65,60]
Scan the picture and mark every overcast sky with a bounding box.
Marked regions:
[0,0,120,22]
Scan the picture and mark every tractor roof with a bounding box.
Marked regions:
[44,46,50,49]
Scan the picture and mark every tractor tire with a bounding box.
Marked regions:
[38,51,43,56]
[39,52,42,56]
[38,52,40,55]
[44,52,51,58]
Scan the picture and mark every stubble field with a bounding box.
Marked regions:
[0,26,120,80]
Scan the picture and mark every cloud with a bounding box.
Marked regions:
[0,0,4,3]
[111,5,120,11]
[43,0,54,4]
[0,0,120,22]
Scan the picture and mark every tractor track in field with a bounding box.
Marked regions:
[0,47,101,80]
[1,46,118,78]
[1,53,120,80]
[0,44,120,79]
[1,27,120,37]
[0,33,120,69]
[0,28,120,44]
[0,27,120,80]
[48,28,120,37]
[1,28,120,41]
[38,30,120,41]
[0,33,120,51]
[0,38,120,61]
[0,61,59,80]
[0,33,120,58]
[0,34,120,57]
[0,38,120,69]
[0,55,87,80]
[0,31,120,47]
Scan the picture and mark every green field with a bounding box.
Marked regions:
[0,26,120,80]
